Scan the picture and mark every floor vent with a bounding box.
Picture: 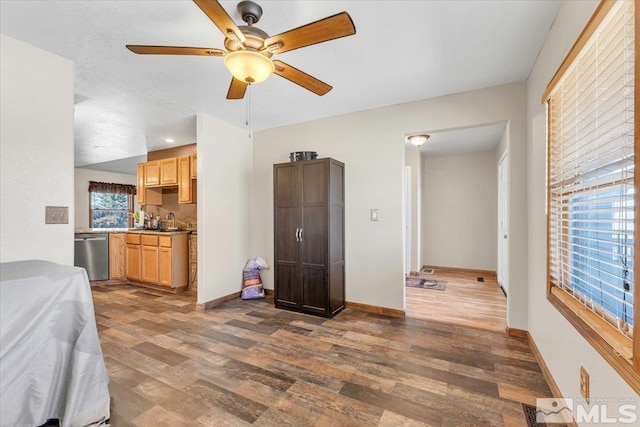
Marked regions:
[477,277,485,282]
[421,268,434,274]
[521,403,546,427]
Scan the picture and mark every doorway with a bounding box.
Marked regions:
[403,123,508,333]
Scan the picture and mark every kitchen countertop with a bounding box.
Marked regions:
[75,228,194,235]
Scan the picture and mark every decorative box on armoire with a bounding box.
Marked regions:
[273,157,345,317]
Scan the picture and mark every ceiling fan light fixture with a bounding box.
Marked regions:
[407,134,430,146]
[224,50,274,84]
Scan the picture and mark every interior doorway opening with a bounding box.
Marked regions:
[403,124,508,333]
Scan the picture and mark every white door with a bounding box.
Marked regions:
[404,166,412,275]
[498,153,509,295]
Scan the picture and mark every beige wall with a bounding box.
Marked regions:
[421,150,498,271]
[252,82,527,318]
[1,35,74,264]
[526,0,637,401]
[74,168,137,228]
[196,113,252,304]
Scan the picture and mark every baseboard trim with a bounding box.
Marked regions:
[421,265,497,278]
[506,327,528,339]
[526,332,579,427]
[196,291,241,310]
[264,288,274,296]
[345,301,405,318]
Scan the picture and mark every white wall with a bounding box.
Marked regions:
[196,113,252,304]
[404,144,422,272]
[527,0,638,408]
[74,169,137,228]
[421,150,497,271]
[252,82,527,318]
[0,34,74,265]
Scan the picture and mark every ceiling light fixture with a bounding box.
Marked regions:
[407,134,430,146]
[94,145,107,150]
[224,50,274,84]
[165,138,175,143]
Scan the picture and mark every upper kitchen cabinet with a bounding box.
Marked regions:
[137,163,146,205]
[178,156,195,203]
[143,159,178,187]
[160,158,178,186]
[190,154,197,179]
[137,154,196,205]
[144,161,160,186]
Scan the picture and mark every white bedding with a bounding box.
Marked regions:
[0,260,110,427]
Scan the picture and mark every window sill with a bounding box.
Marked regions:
[548,286,639,394]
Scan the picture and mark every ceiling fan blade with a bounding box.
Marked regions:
[272,60,332,96]
[193,0,246,44]
[126,45,225,56]
[227,78,248,100]
[264,12,355,54]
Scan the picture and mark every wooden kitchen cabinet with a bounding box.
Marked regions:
[159,236,172,286]
[124,232,188,291]
[190,154,197,178]
[160,158,178,185]
[273,158,345,317]
[109,233,126,279]
[144,161,160,186]
[125,234,141,281]
[137,163,146,205]
[141,235,159,283]
[178,156,194,203]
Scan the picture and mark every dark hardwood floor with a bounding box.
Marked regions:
[92,284,552,426]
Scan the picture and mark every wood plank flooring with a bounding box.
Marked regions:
[92,284,550,426]
[405,267,507,333]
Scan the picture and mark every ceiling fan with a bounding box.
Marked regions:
[126,0,356,100]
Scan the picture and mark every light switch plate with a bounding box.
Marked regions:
[370,209,379,221]
[45,206,69,224]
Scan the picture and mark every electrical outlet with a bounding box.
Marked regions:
[580,366,590,403]
[45,206,69,224]
[370,209,379,221]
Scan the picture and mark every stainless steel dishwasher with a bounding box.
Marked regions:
[74,233,109,281]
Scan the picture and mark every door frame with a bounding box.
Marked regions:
[404,166,412,275]
[497,151,509,296]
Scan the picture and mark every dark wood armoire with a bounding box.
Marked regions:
[273,158,345,317]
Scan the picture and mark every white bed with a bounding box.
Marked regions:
[0,260,110,427]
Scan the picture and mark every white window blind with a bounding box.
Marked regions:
[547,0,634,339]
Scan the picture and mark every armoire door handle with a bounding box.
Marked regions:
[295,228,300,241]
[299,228,303,241]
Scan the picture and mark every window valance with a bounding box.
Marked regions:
[88,181,137,195]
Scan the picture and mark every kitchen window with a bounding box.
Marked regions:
[543,0,638,393]
[88,181,136,228]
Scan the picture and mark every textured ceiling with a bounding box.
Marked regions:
[0,0,561,170]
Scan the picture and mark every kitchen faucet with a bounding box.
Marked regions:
[166,212,176,229]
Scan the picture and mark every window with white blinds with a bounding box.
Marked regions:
[547,0,635,346]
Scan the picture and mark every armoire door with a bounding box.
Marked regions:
[274,163,301,309]
[300,161,328,313]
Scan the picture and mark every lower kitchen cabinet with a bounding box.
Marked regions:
[141,235,159,283]
[125,232,189,291]
[109,233,126,279]
[125,234,141,281]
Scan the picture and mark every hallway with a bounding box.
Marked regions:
[405,267,507,333]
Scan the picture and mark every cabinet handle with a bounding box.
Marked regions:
[295,228,300,242]
[299,228,303,241]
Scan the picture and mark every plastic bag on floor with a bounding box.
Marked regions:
[241,257,269,300]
